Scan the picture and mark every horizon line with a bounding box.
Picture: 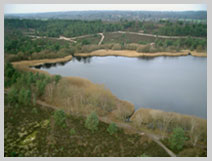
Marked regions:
[5,10,207,15]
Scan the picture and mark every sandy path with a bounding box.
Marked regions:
[98,33,104,45]
[35,99,176,157]
[58,36,77,43]
[114,31,205,39]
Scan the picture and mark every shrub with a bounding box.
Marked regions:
[69,128,76,136]
[54,75,62,84]
[169,127,186,151]
[36,80,47,97]
[85,112,99,133]
[18,88,31,105]
[4,62,19,87]
[53,110,67,128]
[107,122,118,135]
[7,87,18,104]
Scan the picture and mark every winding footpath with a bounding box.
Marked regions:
[5,85,176,157]
[114,31,205,39]
[35,99,176,157]
[98,33,104,45]
[28,30,204,46]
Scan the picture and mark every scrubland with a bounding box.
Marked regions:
[7,56,207,157]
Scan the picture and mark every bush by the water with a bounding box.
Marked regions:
[107,122,118,135]
[54,74,62,84]
[85,112,99,133]
[53,109,67,128]
[169,127,186,151]
[18,87,31,106]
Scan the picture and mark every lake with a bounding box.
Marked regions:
[36,55,207,118]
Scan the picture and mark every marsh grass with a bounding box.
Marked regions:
[130,108,207,149]
[42,75,134,119]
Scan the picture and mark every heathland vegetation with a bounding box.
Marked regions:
[4,12,207,157]
[5,58,207,156]
[5,18,207,61]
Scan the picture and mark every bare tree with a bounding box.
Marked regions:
[190,118,200,147]
[46,83,54,101]
[160,113,174,139]
[132,112,143,127]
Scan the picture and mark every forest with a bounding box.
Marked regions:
[4,18,207,62]
[5,18,207,38]
[5,10,207,21]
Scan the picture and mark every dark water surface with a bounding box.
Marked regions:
[37,55,207,118]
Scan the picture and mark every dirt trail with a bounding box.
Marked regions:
[36,100,176,157]
[28,30,204,45]
[4,90,176,157]
[99,116,176,157]
[70,34,93,39]
[98,33,104,45]
[114,31,204,39]
[58,36,77,43]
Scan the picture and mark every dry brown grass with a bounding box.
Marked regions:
[11,53,206,145]
[42,76,135,119]
[190,51,207,57]
[11,56,135,120]
[12,55,73,70]
[130,108,207,144]
[109,100,135,121]
[75,49,206,57]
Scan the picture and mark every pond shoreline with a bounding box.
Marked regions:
[75,49,207,57]
[12,53,206,122]
[11,53,207,153]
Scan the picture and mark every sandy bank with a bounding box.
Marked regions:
[75,49,207,57]
[12,55,73,68]
[11,53,206,122]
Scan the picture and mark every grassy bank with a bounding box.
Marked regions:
[75,49,206,57]
[12,55,73,70]
[11,59,135,121]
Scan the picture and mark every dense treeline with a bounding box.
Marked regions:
[5,19,207,38]
[5,11,207,21]
[5,30,71,54]
[5,19,123,38]
[155,20,207,37]
[4,18,207,61]
[152,37,207,52]
[5,62,61,106]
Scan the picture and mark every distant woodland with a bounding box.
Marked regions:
[4,11,207,61]
[5,11,207,21]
